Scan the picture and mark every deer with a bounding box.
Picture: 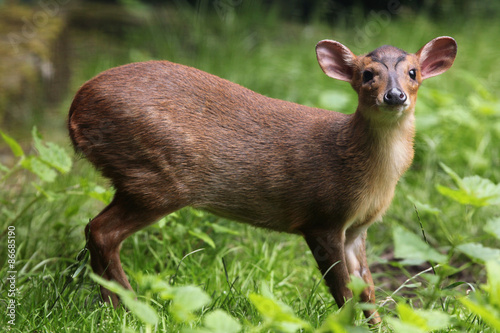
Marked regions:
[68,36,457,325]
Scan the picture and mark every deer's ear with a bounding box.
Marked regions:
[316,40,356,82]
[416,36,457,80]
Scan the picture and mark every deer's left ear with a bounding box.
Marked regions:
[416,36,457,80]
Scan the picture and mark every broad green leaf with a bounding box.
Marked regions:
[485,217,500,240]
[0,130,24,157]
[32,127,72,174]
[203,310,241,333]
[436,184,494,207]
[347,275,368,299]
[393,225,447,264]
[407,195,441,215]
[86,184,113,203]
[162,285,211,322]
[386,318,427,333]
[43,141,73,173]
[189,229,216,248]
[415,309,451,330]
[249,293,310,333]
[457,243,500,263]
[462,176,500,205]
[395,303,451,331]
[172,285,212,311]
[318,301,370,333]
[249,293,290,320]
[397,303,428,329]
[437,164,500,206]
[135,273,172,294]
[22,156,57,182]
[90,273,159,325]
[124,298,160,326]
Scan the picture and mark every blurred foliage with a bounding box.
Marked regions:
[76,0,500,21]
[0,4,65,127]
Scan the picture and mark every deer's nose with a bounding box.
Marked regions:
[383,88,407,105]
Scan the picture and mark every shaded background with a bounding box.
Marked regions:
[1,0,499,139]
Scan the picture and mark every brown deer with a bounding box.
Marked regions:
[68,36,457,324]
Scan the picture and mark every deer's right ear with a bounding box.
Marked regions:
[316,40,356,82]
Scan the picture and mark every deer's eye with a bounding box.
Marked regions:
[409,69,416,80]
[362,70,374,83]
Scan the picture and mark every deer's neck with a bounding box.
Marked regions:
[339,109,415,229]
[348,109,415,179]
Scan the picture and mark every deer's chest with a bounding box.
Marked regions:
[345,136,413,230]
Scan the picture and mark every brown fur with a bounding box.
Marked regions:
[69,37,457,325]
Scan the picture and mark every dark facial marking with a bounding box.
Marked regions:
[367,45,408,70]
[369,57,388,69]
[394,55,407,69]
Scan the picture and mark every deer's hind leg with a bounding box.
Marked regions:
[85,192,179,306]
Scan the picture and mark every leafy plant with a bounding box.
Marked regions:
[91,274,160,327]
[387,303,451,333]
[460,261,500,331]
[0,127,74,230]
[392,225,447,265]
[91,272,244,333]
[0,127,72,184]
[249,283,312,332]
[437,163,500,207]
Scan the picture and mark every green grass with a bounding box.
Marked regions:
[1,1,500,332]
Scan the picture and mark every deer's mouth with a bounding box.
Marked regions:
[376,98,411,115]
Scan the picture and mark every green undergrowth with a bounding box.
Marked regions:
[1,123,499,331]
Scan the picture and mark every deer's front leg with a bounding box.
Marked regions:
[304,230,352,308]
[345,227,381,325]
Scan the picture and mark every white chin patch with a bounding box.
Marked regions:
[380,102,410,115]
